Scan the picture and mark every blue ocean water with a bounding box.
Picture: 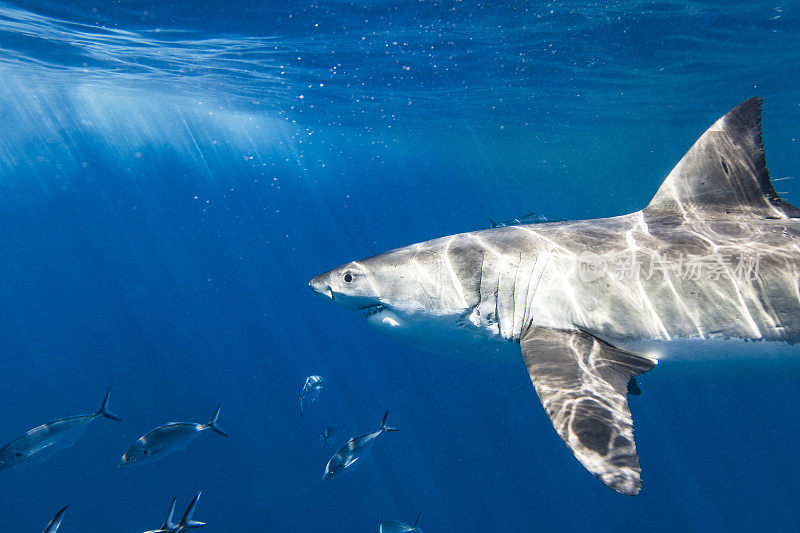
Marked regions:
[0,1,799,531]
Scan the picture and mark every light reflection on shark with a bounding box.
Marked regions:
[310,98,800,495]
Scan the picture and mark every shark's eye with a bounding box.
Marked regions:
[344,273,353,283]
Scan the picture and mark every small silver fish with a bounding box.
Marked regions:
[120,405,227,466]
[43,505,68,533]
[380,512,423,533]
[487,211,565,228]
[142,492,206,533]
[0,388,121,470]
[320,426,333,448]
[323,410,398,479]
[299,375,324,416]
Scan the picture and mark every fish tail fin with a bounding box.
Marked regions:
[380,410,399,432]
[413,512,422,530]
[95,387,122,421]
[299,388,304,417]
[177,491,206,529]
[205,404,228,437]
[44,505,68,533]
[160,497,177,531]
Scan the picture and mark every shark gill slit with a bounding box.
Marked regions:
[444,236,468,308]
[476,252,485,310]
[464,252,486,328]
[511,253,529,341]
[511,255,521,339]
[494,268,501,338]
[524,252,549,333]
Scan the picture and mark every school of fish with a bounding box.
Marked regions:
[5,379,410,531]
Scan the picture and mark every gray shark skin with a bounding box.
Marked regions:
[309,98,800,495]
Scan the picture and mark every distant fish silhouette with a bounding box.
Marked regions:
[0,388,121,470]
[487,211,565,228]
[120,405,227,466]
[299,375,324,416]
[43,505,68,533]
[321,426,333,448]
[380,512,423,533]
[324,411,398,479]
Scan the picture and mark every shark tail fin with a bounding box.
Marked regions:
[95,387,122,421]
[177,492,206,530]
[644,97,800,219]
[44,505,68,533]
[160,497,177,531]
[380,410,399,432]
[204,404,228,437]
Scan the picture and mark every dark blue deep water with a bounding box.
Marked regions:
[1,1,800,531]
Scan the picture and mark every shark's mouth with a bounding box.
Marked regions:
[360,304,386,318]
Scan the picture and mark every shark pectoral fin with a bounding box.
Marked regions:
[520,326,656,495]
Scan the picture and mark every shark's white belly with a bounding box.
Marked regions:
[369,302,800,370]
[606,336,800,380]
[366,307,521,360]
[612,336,800,362]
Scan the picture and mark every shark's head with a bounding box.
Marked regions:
[309,258,385,312]
[309,238,490,351]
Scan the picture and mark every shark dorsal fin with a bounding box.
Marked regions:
[644,97,800,219]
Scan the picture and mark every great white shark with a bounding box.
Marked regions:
[308,98,800,495]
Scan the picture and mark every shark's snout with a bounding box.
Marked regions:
[309,275,333,299]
